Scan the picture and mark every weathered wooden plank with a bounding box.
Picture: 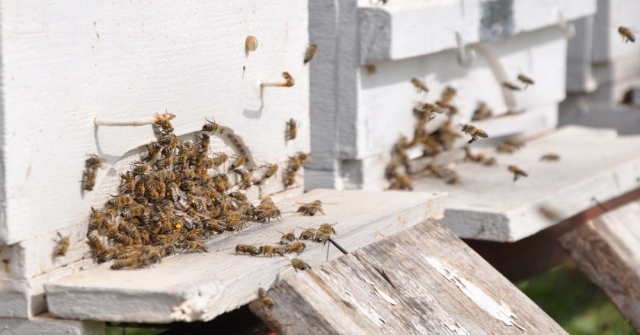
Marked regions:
[0,314,104,335]
[560,199,640,332]
[250,219,567,335]
[412,126,640,242]
[45,189,445,323]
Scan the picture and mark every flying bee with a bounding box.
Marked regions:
[230,155,247,170]
[297,200,324,216]
[459,123,488,144]
[303,44,318,64]
[284,170,297,188]
[285,118,299,141]
[286,241,306,255]
[483,157,497,166]
[85,154,106,170]
[52,232,70,258]
[365,64,377,75]
[411,78,429,93]
[508,165,528,182]
[463,147,484,163]
[263,163,279,180]
[211,152,228,169]
[387,173,413,191]
[202,117,221,133]
[257,288,275,311]
[441,86,457,104]
[318,223,337,235]
[517,74,534,88]
[278,230,296,244]
[235,244,260,256]
[236,168,254,190]
[298,228,317,241]
[540,153,560,162]
[502,82,521,91]
[291,258,311,272]
[473,102,492,121]
[619,26,636,43]
[446,173,461,185]
[296,152,310,165]
[154,119,174,134]
[496,142,516,154]
[82,170,96,191]
[259,245,287,257]
[504,139,525,149]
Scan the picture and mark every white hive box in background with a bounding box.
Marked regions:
[306,0,596,191]
[0,0,310,246]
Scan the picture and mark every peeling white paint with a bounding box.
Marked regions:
[424,256,525,331]
[171,282,221,322]
[446,322,470,335]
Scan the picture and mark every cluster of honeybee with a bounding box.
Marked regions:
[82,117,310,270]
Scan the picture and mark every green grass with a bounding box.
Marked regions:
[105,326,167,335]
[518,263,636,335]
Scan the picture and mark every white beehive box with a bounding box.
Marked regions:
[306,0,596,191]
[0,0,309,327]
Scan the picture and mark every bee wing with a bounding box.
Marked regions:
[478,132,489,138]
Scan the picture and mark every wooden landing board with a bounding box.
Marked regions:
[560,200,640,333]
[250,219,567,335]
[413,126,640,242]
[45,189,445,323]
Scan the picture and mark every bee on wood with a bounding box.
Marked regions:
[278,230,296,244]
[365,64,377,75]
[154,119,174,134]
[257,288,275,311]
[282,72,295,87]
[377,0,388,4]
[236,244,260,256]
[259,245,287,257]
[297,200,324,216]
[82,170,96,191]
[459,123,488,144]
[540,153,560,162]
[228,191,247,202]
[314,231,330,244]
[508,165,528,182]
[132,163,150,176]
[298,228,317,241]
[387,173,413,191]
[112,233,135,246]
[144,143,163,163]
[111,256,146,270]
[205,219,227,233]
[286,241,306,255]
[85,154,106,170]
[285,118,299,142]
[119,173,136,194]
[502,82,521,91]
[183,241,208,253]
[225,215,245,231]
[318,223,337,235]
[197,133,210,153]
[158,133,179,149]
[52,232,70,258]
[619,26,636,43]
[517,74,534,88]
[411,78,429,93]
[291,258,311,272]
[202,117,221,133]
[472,102,492,121]
[303,44,318,64]
[230,155,247,170]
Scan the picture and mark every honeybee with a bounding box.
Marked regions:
[296,152,310,165]
[230,155,247,170]
[483,157,497,166]
[282,72,295,87]
[463,147,484,163]
[411,78,429,93]
[540,153,560,162]
[257,288,275,311]
[202,117,221,133]
[619,26,636,43]
[212,152,229,168]
[82,170,96,191]
[314,231,330,244]
[236,168,254,190]
[197,133,210,153]
[235,244,260,256]
[472,102,492,121]
[85,154,106,170]
[508,165,528,182]
[183,241,208,253]
[445,173,461,185]
[298,228,317,240]
[225,216,245,231]
[263,164,279,180]
[303,44,318,64]
[387,173,413,191]
[111,257,144,270]
[144,143,163,163]
[517,74,534,88]
[154,119,174,134]
[385,160,400,181]
[496,143,516,154]
[205,219,227,233]
[291,258,311,272]
[119,173,135,194]
[259,245,287,257]
[132,163,150,176]
[158,134,179,148]
[107,195,132,207]
[278,230,296,244]
[297,200,324,216]
[284,170,297,188]
[318,223,337,235]
[52,232,70,258]
[228,191,247,202]
[459,123,488,144]
[112,233,134,246]
[440,86,457,104]
[504,139,525,149]
[286,241,306,255]
[365,64,377,75]
[285,118,299,141]
[502,82,521,91]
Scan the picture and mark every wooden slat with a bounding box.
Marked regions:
[413,126,640,242]
[45,189,445,323]
[560,199,640,333]
[250,219,567,335]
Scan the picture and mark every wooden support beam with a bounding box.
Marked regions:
[560,199,640,333]
[250,219,567,335]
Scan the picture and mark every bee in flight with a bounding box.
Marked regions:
[619,26,636,43]
[508,165,528,182]
[517,74,534,88]
[410,78,429,93]
[459,123,488,144]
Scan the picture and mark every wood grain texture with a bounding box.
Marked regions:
[45,189,445,323]
[0,0,309,245]
[250,219,566,335]
[412,126,640,242]
[0,314,104,335]
[560,200,640,332]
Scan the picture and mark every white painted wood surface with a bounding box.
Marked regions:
[592,0,640,63]
[566,17,598,93]
[0,315,104,335]
[45,189,445,323]
[0,0,310,245]
[413,126,640,242]
[359,0,595,62]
